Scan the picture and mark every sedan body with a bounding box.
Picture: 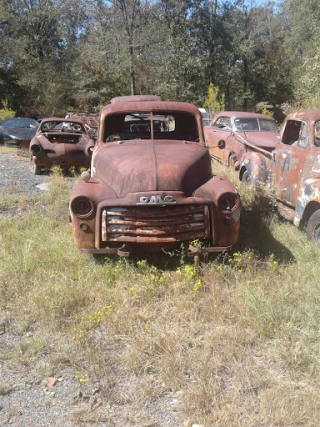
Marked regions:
[29,118,95,174]
[0,117,38,147]
[204,111,279,168]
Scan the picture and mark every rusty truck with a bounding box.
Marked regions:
[239,109,320,242]
[69,95,241,259]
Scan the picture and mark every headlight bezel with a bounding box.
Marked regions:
[70,196,96,219]
[217,192,239,213]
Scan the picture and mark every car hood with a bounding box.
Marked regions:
[2,127,37,139]
[240,131,279,150]
[92,140,212,198]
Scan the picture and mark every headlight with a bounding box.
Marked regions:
[218,192,239,212]
[70,196,95,219]
[30,144,41,154]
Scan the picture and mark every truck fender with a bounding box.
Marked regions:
[294,179,320,227]
[238,151,270,187]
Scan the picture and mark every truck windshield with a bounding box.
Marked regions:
[103,111,199,142]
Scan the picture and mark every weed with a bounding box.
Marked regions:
[1,168,320,425]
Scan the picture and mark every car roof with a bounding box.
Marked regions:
[2,117,37,122]
[212,111,276,120]
[40,117,84,125]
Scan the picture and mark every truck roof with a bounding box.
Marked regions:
[101,96,201,117]
[286,109,320,122]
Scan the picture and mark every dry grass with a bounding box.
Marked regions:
[1,165,320,426]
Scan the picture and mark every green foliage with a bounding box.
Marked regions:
[283,0,320,106]
[203,83,225,115]
[261,106,273,117]
[0,0,313,115]
[0,99,16,119]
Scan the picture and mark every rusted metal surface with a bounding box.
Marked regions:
[239,108,320,241]
[69,95,240,257]
[204,111,279,169]
[29,118,95,174]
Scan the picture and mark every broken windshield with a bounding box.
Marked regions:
[103,111,199,142]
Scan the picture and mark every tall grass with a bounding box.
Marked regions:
[1,164,320,426]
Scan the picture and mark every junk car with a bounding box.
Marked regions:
[204,111,279,168]
[29,118,95,174]
[69,95,241,259]
[65,112,99,140]
[0,117,38,147]
[239,109,320,242]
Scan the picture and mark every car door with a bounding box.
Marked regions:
[206,116,231,163]
[271,119,309,206]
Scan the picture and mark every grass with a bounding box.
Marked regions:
[1,160,320,426]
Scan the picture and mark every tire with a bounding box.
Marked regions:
[241,169,250,184]
[29,157,41,175]
[228,153,237,168]
[306,209,320,243]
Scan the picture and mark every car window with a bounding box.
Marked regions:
[41,121,84,133]
[258,119,278,133]
[234,118,259,131]
[296,122,309,148]
[103,112,199,142]
[314,120,320,147]
[282,120,309,148]
[213,117,231,129]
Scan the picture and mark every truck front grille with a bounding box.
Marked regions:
[101,205,210,243]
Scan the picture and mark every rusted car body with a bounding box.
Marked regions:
[204,111,279,168]
[69,95,241,258]
[239,109,320,241]
[29,118,95,174]
[65,112,99,140]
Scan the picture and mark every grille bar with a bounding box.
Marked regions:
[101,205,210,243]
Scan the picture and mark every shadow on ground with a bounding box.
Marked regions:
[234,194,295,263]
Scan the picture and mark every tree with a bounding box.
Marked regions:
[0,0,88,115]
[203,83,225,115]
[282,0,320,106]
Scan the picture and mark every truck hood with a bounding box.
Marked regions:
[92,140,212,198]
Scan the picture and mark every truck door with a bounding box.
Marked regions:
[271,120,309,206]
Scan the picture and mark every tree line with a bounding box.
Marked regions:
[0,0,319,118]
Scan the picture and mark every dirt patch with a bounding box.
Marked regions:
[0,151,49,197]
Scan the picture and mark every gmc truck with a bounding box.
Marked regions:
[69,95,240,258]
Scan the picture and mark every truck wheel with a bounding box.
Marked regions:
[29,157,41,175]
[241,169,250,184]
[306,210,320,243]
